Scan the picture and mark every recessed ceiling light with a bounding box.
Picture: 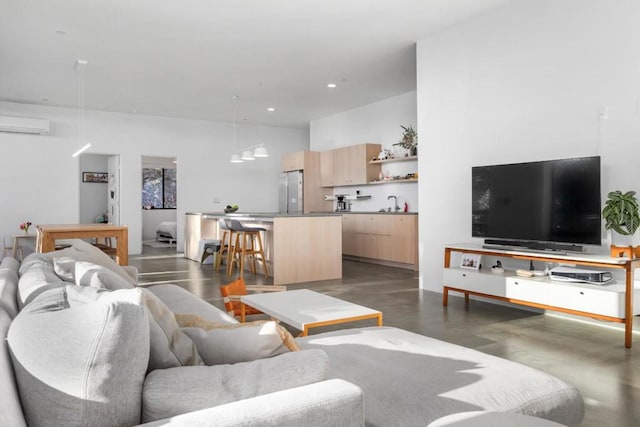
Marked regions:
[267,107,275,112]
[327,83,337,88]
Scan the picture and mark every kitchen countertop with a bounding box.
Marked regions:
[188,212,342,220]
[313,211,418,215]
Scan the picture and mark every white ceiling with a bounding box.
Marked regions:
[0,0,513,128]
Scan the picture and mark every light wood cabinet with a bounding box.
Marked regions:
[323,144,381,187]
[282,151,305,172]
[341,213,418,269]
[320,150,334,187]
[388,215,418,265]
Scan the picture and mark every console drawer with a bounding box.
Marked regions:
[443,269,506,297]
[506,277,549,305]
[549,283,623,318]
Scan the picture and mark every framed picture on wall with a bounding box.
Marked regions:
[82,172,108,183]
[460,253,482,270]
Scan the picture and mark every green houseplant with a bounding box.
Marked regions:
[602,190,640,245]
[393,125,418,156]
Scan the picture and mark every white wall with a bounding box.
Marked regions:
[79,154,109,224]
[0,101,308,254]
[310,91,419,212]
[417,0,640,291]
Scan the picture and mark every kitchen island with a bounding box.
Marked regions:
[185,212,342,285]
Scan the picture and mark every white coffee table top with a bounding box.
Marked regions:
[241,289,382,333]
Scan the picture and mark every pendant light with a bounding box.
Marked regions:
[229,95,243,163]
[254,144,269,158]
[72,59,92,157]
[241,149,255,161]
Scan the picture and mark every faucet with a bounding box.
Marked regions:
[387,195,400,212]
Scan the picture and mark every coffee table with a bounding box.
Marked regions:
[240,289,383,336]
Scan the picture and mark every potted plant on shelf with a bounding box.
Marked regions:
[602,190,640,255]
[393,125,418,157]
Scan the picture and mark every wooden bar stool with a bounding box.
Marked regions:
[225,219,269,278]
[215,220,236,274]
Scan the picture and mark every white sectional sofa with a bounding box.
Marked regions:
[0,240,584,426]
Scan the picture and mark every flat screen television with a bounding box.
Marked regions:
[472,156,601,252]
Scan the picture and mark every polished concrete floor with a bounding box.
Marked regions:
[131,246,640,427]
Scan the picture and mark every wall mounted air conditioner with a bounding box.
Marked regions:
[0,115,50,135]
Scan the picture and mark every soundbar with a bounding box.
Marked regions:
[549,266,614,285]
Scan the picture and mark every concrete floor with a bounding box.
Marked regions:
[131,246,640,427]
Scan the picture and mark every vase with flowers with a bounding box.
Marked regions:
[19,221,32,234]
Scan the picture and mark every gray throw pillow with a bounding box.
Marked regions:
[181,321,289,365]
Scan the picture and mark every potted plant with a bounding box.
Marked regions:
[393,125,418,156]
[602,190,640,248]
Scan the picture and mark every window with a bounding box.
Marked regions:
[142,168,176,209]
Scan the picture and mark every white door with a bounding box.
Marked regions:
[107,156,120,225]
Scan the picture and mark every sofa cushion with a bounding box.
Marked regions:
[1,256,20,273]
[0,259,20,318]
[17,253,51,276]
[298,327,584,427]
[140,288,203,372]
[181,320,292,365]
[146,284,238,325]
[7,286,150,427]
[142,348,330,422]
[0,309,27,427]
[16,259,66,310]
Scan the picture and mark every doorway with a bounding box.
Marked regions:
[79,153,118,225]
[141,156,177,252]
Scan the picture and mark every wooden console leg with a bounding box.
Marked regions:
[464,292,470,304]
[443,287,449,306]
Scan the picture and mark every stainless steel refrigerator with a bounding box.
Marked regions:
[279,170,303,214]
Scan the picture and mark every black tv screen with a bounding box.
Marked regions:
[472,156,601,249]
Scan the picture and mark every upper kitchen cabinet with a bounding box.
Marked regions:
[322,143,381,187]
[282,151,305,172]
[320,150,334,187]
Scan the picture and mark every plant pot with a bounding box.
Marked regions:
[611,230,634,247]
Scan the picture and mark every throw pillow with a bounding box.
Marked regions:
[140,289,203,372]
[176,313,300,352]
[74,261,134,290]
[176,314,299,365]
[46,239,136,286]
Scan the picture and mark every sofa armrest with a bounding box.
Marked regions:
[137,379,364,427]
[122,265,138,283]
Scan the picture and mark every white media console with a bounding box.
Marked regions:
[443,244,640,348]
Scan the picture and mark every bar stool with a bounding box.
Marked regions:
[200,239,221,265]
[215,220,236,274]
[225,219,269,278]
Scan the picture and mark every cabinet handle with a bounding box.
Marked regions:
[579,291,584,295]
[462,273,466,277]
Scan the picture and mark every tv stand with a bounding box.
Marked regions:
[443,244,640,348]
